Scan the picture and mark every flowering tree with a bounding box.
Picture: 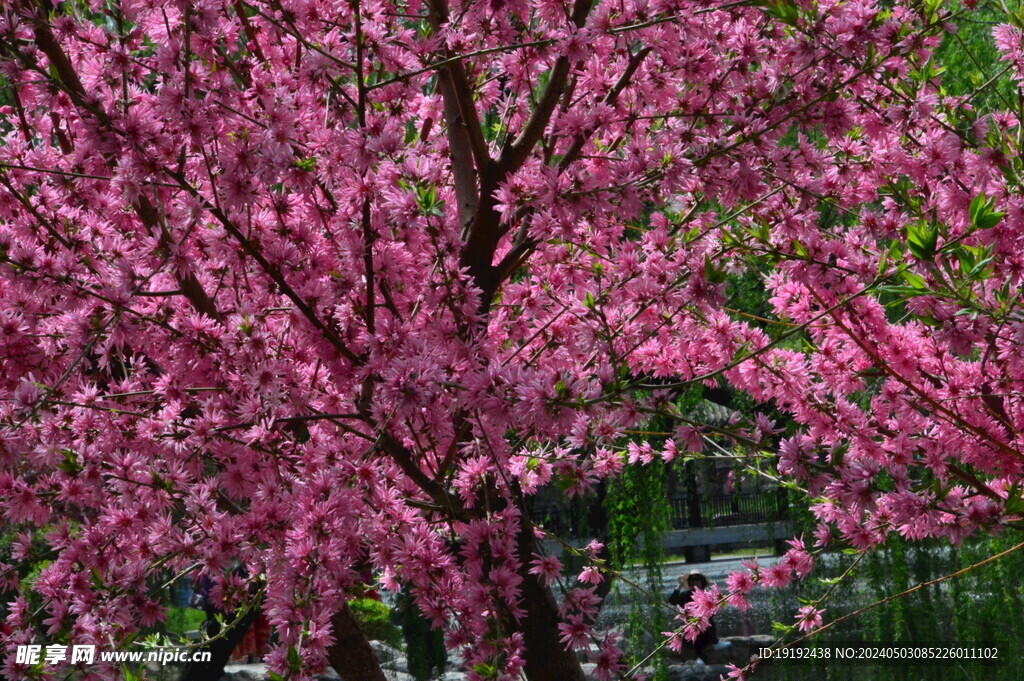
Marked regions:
[2,0,1024,679]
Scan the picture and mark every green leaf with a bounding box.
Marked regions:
[704,255,727,284]
[1008,8,1024,30]
[956,244,994,282]
[830,442,849,468]
[969,195,1004,231]
[287,644,301,672]
[293,156,317,172]
[1005,484,1024,514]
[472,663,498,678]
[554,379,567,397]
[899,268,929,291]
[415,184,443,216]
[771,621,795,634]
[880,285,928,300]
[757,0,800,26]
[906,220,938,260]
[57,449,81,475]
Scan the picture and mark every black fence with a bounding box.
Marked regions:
[668,491,787,530]
[531,491,787,538]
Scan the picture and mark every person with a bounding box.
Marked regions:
[668,570,719,663]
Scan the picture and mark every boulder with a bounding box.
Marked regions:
[382,671,414,681]
[369,640,402,664]
[710,635,774,665]
[220,663,267,681]
[666,661,732,681]
[440,672,467,681]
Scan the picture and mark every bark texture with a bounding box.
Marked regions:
[327,603,388,681]
[513,514,588,681]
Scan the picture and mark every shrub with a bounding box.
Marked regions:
[349,598,402,648]
[163,607,207,635]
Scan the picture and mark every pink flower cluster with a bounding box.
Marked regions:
[0,0,1020,678]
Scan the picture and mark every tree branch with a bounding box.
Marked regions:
[557,46,652,170]
[24,6,223,322]
[426,0,490,231]
[498,0,593,174]
[168,172,363,364]
[380,433,472,522]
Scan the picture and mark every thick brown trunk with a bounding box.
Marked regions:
[327,603,387,681]
[514,518,588,681]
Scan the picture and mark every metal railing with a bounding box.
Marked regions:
[668,491,787,530]
[530,491,786,538]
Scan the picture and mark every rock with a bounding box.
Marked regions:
[220,663,267,681]
[440,672,467,681]
[370,640,402,664]
[382,671,414,681]
[712,635,773,665]
[575,642,601,662]
[378,653,409,673]
[581,662,597,678]
[665,661,733,681]
[706,665,731,680]
[218,662,350,681]
[704,642,733,665]
[666,663,692,681]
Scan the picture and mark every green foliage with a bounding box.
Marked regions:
[761,0,801,26]
[936,3,1021,111]
[349,597,402,648]
[969,194,1004,232]
[163,607,206,635]
[726,269,772,320]
[906,219,938,261]
[606,459,672,681]
[725,269,802,348]
[397,587,447,681]
[774,530,1024,681]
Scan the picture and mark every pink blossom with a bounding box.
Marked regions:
[683,585,721,620]
[761,563,793,589]
[578,565,604,585]
[0,1,1021,677]
[558,614,591,650]
[796,605,824,633]
[529,554,562,586]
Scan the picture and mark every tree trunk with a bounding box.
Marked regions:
[178,606,258,681]
[327,603,387,681]
[513,516,588,681]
